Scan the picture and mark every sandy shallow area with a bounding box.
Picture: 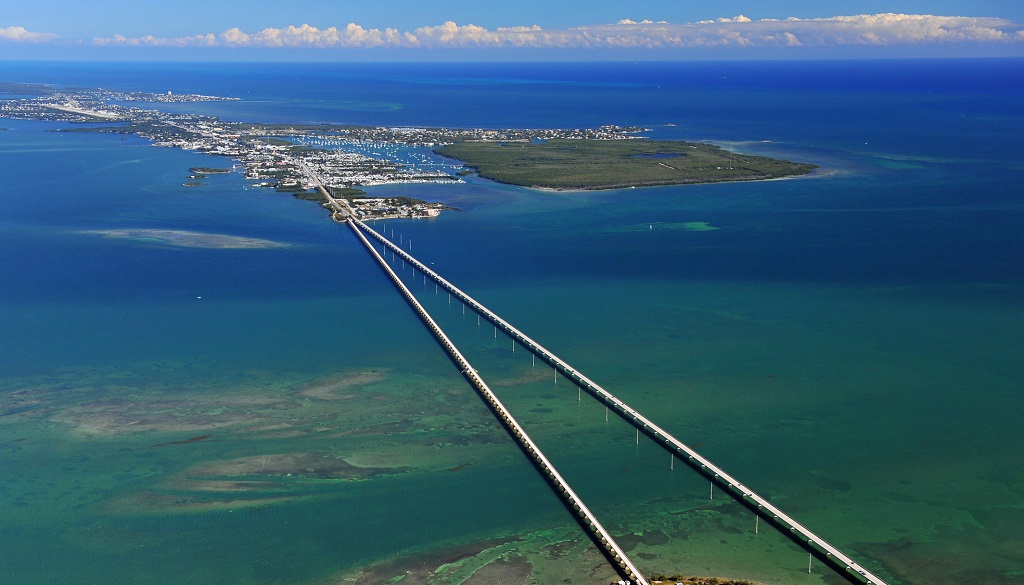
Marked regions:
[80,228,291,249]
[2,363,838,585]
[3,368,401,438]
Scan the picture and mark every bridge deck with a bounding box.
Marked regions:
[347,219,649,585]
[355,218,890,585]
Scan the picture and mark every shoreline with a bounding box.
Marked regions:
[494,165,831,194]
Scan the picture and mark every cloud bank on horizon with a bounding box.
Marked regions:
[4,14,1024,51]
[0,26,58,43]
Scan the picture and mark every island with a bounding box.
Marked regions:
[0,82,819,219]
[296,187,455,220]
[188,166,231,174]
[435,139,816,189]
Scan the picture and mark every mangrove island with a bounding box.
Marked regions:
[435,139,816,190]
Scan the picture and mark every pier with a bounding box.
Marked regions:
[346,219,649,585]
[353,218,890,585]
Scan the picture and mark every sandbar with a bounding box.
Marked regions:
[81,228,290,249]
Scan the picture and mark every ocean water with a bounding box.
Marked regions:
[1,59,1023,585]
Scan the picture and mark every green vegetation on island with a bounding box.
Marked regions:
[434,139,817,190]
[327,186,369,199]
[188,167,231,174]
[291,190,327,202]
[0,82,57,96]
[272,183,310,194]
[291,186,367,204]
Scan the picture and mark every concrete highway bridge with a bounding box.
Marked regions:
[349,217,890,585]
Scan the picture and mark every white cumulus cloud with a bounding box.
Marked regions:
[573,13,1023,48]
[0,26,58,43]
[89,14,1024,51]
[767,13,1019,45]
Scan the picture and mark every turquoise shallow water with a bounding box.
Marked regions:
[2,60,1023,584]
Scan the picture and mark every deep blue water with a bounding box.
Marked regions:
[1,59,1023,585]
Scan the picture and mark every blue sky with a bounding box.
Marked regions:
[3,0,1023,60]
